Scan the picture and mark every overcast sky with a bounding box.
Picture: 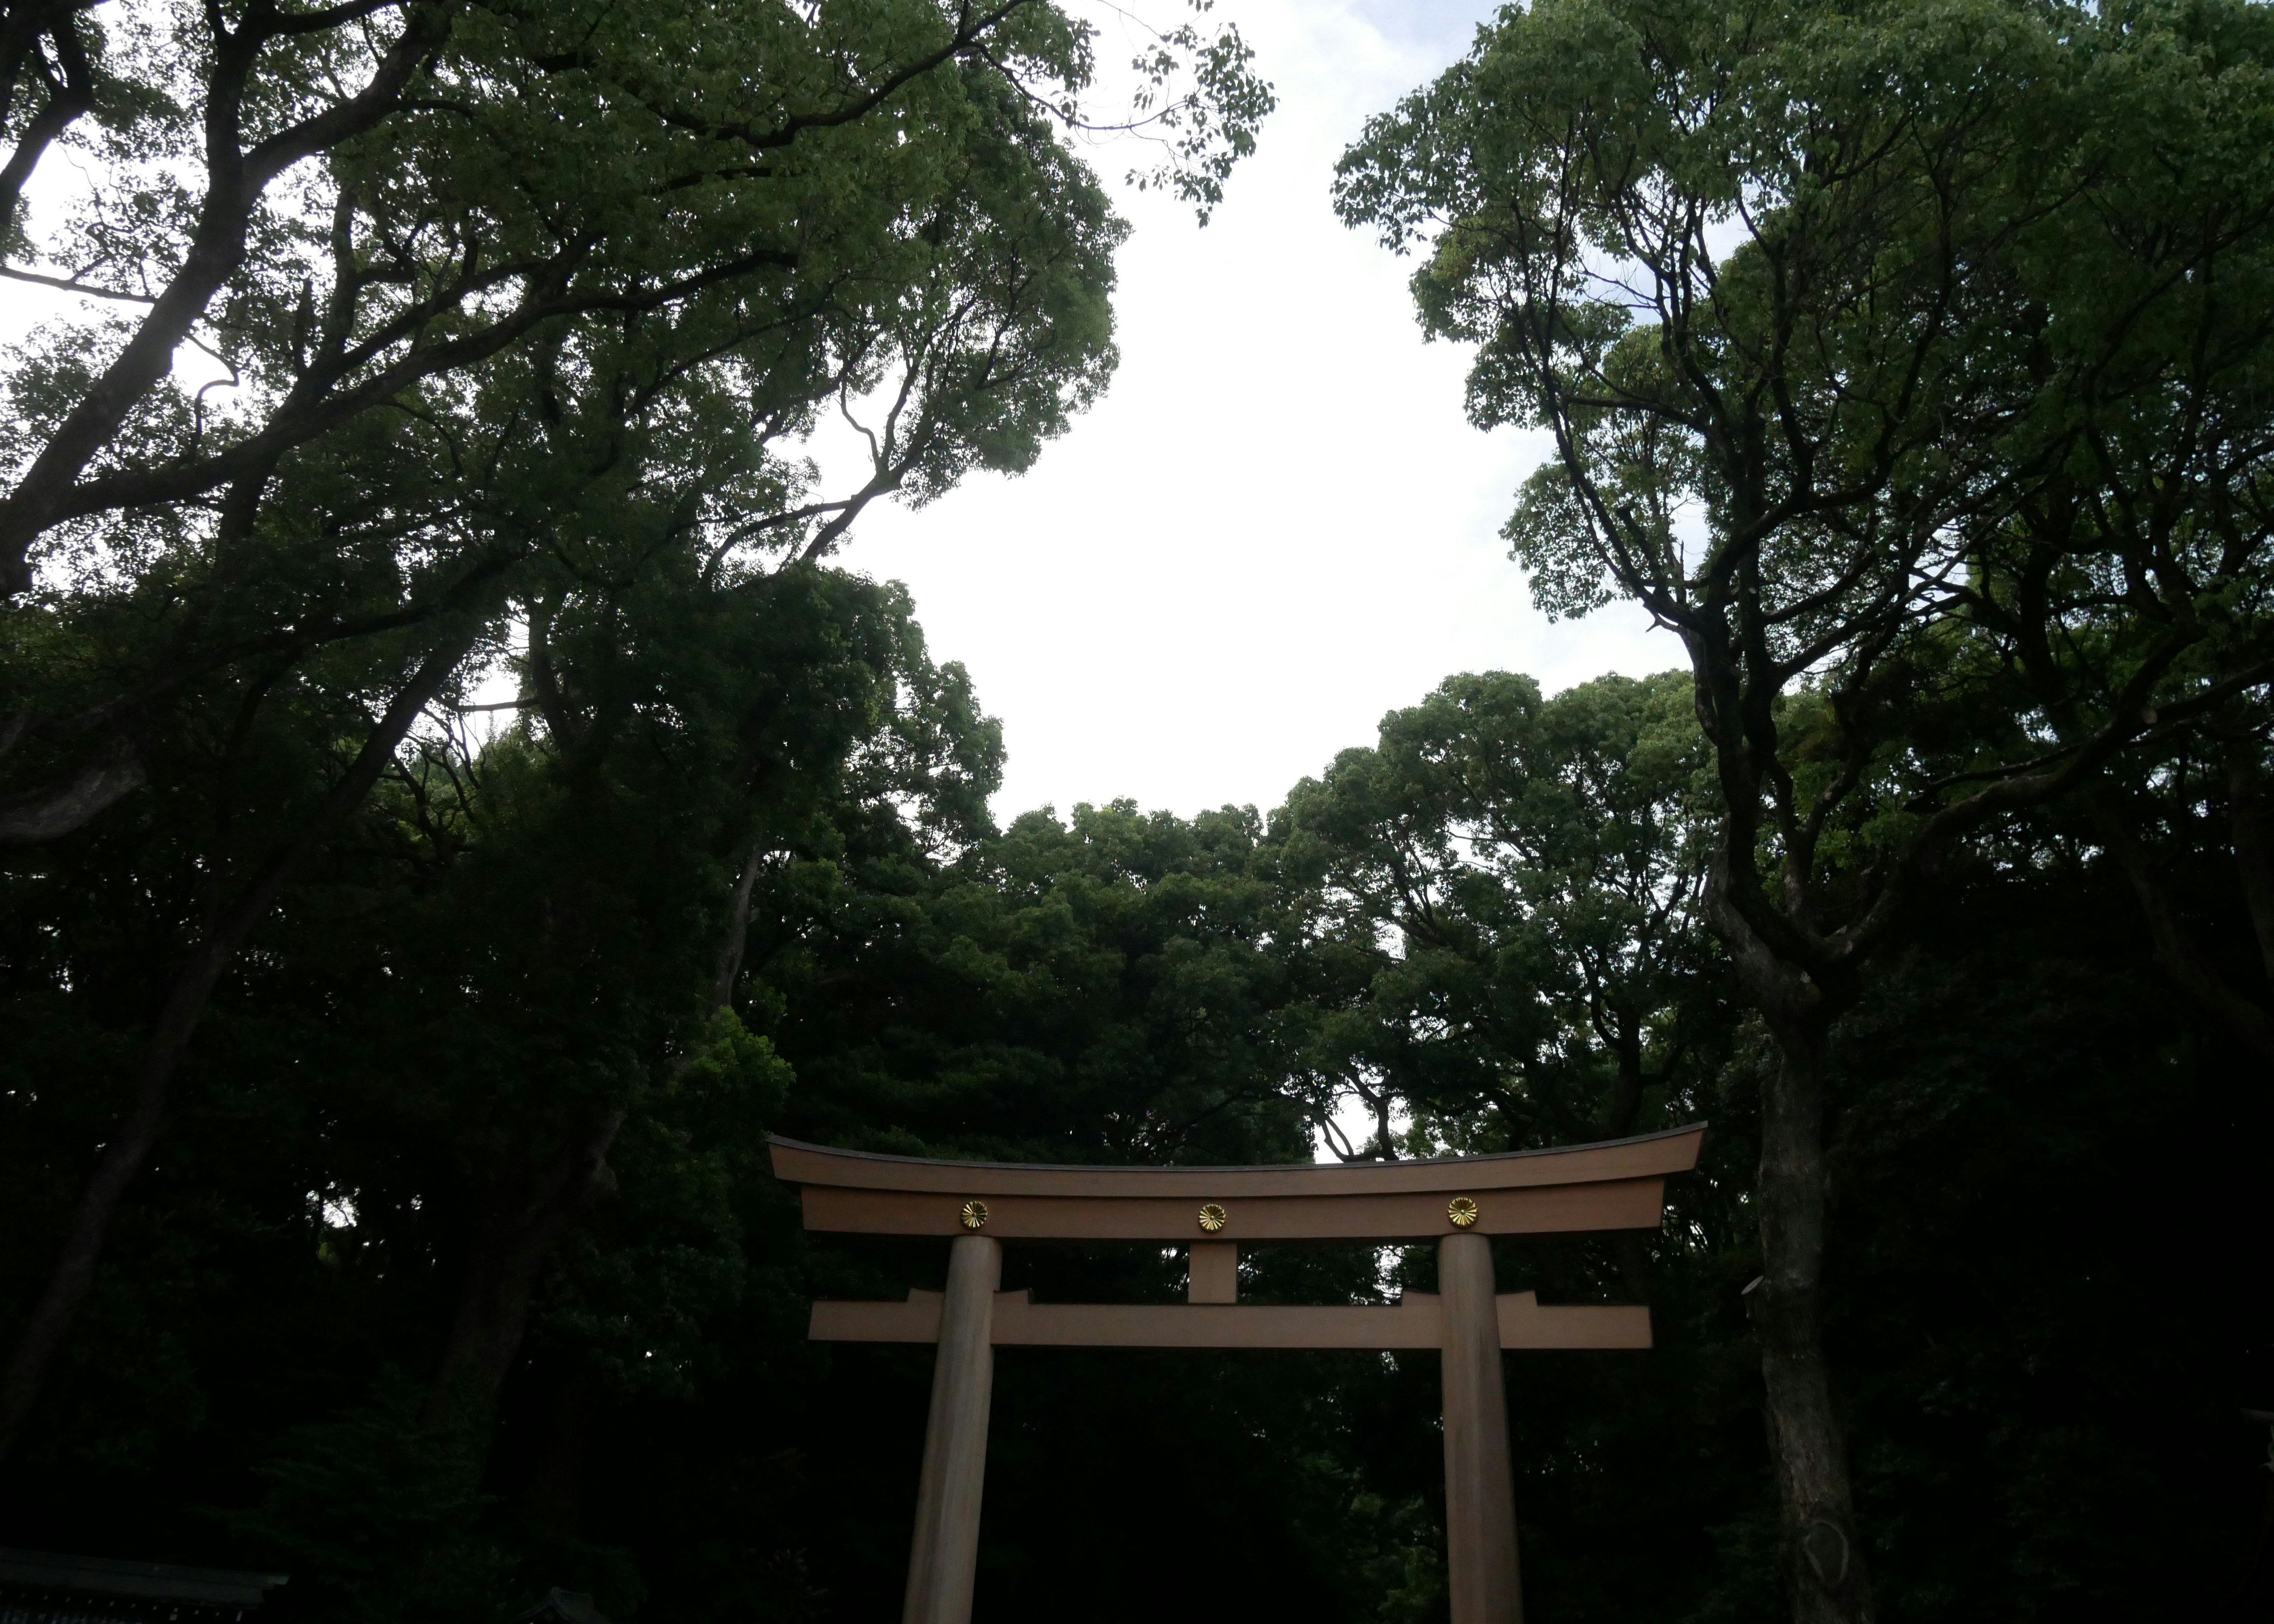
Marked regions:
[834,0,1679,823]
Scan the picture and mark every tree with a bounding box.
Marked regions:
[0,0,1271,598]
[1335,1,2274,1617]
[742,795,1440,1620]
[0,553,1006,1618]
[0,0,1274,1461]
[2,653,2262,1617]
[760,797,1312,1166]
[394,560,1002,1425]
[0,0,1235,843]
[1945,7,2274,1056]
[1279,670,1723,1168]
[2077,716,2274,1059]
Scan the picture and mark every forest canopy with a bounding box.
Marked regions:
[0,651,2263,1622]
[0,0,2270,1622]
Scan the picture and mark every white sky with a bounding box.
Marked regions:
[834,0,1678,823]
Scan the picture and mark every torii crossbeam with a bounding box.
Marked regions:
[770,1123,1705,1624]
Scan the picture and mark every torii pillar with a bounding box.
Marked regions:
[902,1233,999,1624]
[770,1124,1706,1624]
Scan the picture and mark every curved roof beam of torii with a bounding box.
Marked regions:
[768,1123,1706,1242]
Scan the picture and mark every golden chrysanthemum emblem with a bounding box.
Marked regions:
[1196,1202,1229,1234]
[1447,1196,1480,1229]
[959,1199,989,1231]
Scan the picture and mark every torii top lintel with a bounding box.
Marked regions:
[768,1123,1705,1243]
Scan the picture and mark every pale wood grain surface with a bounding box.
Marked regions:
[902,1236,998,1624]
[809,1288,1650,1351]
[1440,1233,1525,1624]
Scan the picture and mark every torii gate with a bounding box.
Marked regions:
[769,1124,1704,1624]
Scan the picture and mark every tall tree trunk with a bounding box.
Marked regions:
[2223,750,2274,995]
[418,840,772,1427]
[421,1111,626,1429]
[0,737,146,841]
[517,1357,601,1538]
[1750,1013,1874,1624]
[1702,771,1876,1624]
[1601,1013,1654,1303]
[0,630,480,1463]
[2091,783,2274,1066]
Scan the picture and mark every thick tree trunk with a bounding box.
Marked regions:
[1700,771,1875,1623]
[1752,1015,1874,1624]
[2223,752,2274,995]
[0,738,145,842]
[1610,1232,1655,1306]
[418,840,770,1427]
[0,4,96,246]
[2118,855,2274,1063]
[0,632,478,1463]
[2093,782,2274,1066]
[1601,1020,1654,1303]
[518,1357,600,1537]
[421,1111,625,1429]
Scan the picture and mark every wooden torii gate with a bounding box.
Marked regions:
[769,1124,1704,1624]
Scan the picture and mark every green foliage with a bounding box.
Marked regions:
[1341,19,2274,1610]
[237,1374,517,1624]
[1279,669,1728,1155]
[762,796,1311,1165]
[2,651,2267,1619]
[1334,0,2274,964]
[0,0,1263,935]
[2,0,1275,600]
